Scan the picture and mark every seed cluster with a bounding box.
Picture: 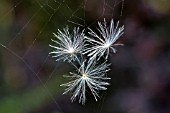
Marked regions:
[49,19,124,104]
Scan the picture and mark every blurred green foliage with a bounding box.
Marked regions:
[0,74,64,113]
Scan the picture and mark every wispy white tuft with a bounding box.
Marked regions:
[84,19,124,60]
[49,26,85,62]
[60,60,110,104]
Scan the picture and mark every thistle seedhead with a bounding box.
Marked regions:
[84,19,124,60]
[49,26,85,62]
[60,60,110,104]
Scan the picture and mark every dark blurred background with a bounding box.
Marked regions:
[0,0,170,113]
